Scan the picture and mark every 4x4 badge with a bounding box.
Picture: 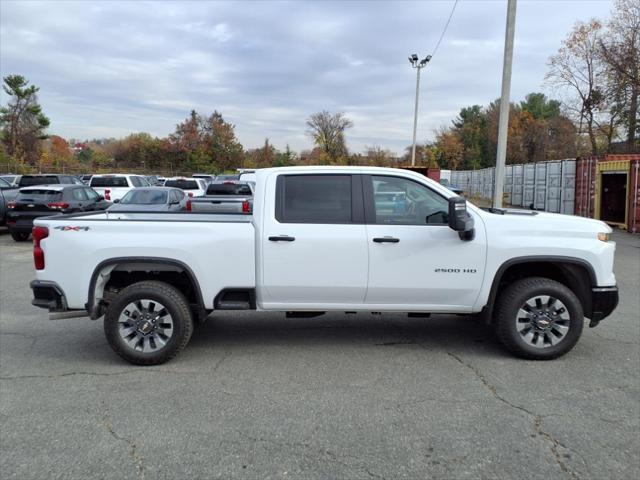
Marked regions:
[54,226,90,231]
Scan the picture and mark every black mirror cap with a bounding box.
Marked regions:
[113,199,121,204]
[448,196,475,240]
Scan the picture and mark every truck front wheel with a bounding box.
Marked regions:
[104,281,194,365]
[495,277,584,360]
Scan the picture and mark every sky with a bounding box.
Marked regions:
[0,0,613,155]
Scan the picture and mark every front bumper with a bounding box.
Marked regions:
[30,280,68,311]
[589,286,619,326]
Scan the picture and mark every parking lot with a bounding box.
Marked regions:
[0,228,638,479]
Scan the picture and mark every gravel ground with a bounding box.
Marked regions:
[0,228,638,480]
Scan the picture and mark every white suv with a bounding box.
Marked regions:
[89,174,150,202]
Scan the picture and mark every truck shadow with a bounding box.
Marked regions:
[188,312,505,358]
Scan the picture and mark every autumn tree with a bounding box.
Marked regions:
[363,145,394,167]
[0,75,50,164]
[306,111,353,163]
[599,0,640,151]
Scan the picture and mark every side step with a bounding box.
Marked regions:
[49,310,90,321]
[216,301,252,310]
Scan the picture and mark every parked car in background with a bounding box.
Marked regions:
[156,177,166,186]
[108,187,189,212]
[214,174,240,184]
[192,174,216,184]
[163,177,207,197]
[0,177,19,225]
[145,175,160,186]
[6,185,109,241]
[190,182,253,213]
[80,174,93,185]
[0,174,21,186]
[18,174,84,187]
[89,174,150,202]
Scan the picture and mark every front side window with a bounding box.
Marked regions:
[277,175,352,224]
[85,188,100,201]
[370,175,449,225]
[121,190,168,205]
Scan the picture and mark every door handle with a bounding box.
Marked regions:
[373,237,400,243]
[269,235,296,242]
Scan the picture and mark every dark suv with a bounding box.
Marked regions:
[18,174,84,187]
[6,185,109,241]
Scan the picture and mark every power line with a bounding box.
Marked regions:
[431,0,460,58]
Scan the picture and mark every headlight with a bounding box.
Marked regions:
[597,232,611,242]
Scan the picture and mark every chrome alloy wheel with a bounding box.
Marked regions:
[515,295,570,348]
[117,299,174,352]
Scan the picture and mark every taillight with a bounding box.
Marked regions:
[104,189,111,201]
[242,200,251,214]
[7,202,16,209]
[186,200,192,212]
[47,202,70,210]
[32,226,49,270]
[188,192,193,198]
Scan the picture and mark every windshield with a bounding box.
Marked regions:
[216,175,240,182]
[120,190,168,204]
[164,179,200,190]
[16,190,62,202]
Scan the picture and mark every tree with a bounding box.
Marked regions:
[306,111,353,163]
[546,20,617,154]
[600,0,640,150]
[0,75,50,164]
[435,128,464,170]
[363,145,394,166]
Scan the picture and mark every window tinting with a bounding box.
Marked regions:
[90,176,128,187]
[164,179,200,190]
[19,175,61,186]
[16,190,62,201]
[371,176,449,225]
[278,175,352,224]
[206,183,252,195]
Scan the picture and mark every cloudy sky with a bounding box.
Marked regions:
[1,0,612,155]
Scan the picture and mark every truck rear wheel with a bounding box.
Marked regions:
[104,281,193,365]
[495,277,584,360]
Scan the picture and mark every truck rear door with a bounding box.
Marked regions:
[261,173,368,307]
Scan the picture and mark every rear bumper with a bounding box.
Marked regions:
[30,280,68,311]
[589,286,619,325]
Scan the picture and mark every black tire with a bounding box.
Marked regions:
[104,281,194,365]
[495,277,584,360]
[11,231,30,242]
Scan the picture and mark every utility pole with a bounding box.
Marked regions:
[408,54,431,166]
[493,0,517,208]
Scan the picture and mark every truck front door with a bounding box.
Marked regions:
[363,174,486,311]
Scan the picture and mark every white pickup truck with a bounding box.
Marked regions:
[30,166,618,365]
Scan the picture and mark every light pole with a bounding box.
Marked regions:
[493,0,517,208]
[409,53,431,166]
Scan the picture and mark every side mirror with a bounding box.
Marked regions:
[113,199,121,204]
[169,200,179,205]
[448,196,475,241]
[97,195,104,201]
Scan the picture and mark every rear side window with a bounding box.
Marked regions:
[19,176,60,186]
[165,179,200,190]
[90,176,129,187]
[130,176,148,187]
[276,175,353,224]
[16,190,62,202]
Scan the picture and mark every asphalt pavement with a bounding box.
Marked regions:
[0,228,638,480]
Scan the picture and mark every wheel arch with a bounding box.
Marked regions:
[484,256,596,322]
[87,257,206,320]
